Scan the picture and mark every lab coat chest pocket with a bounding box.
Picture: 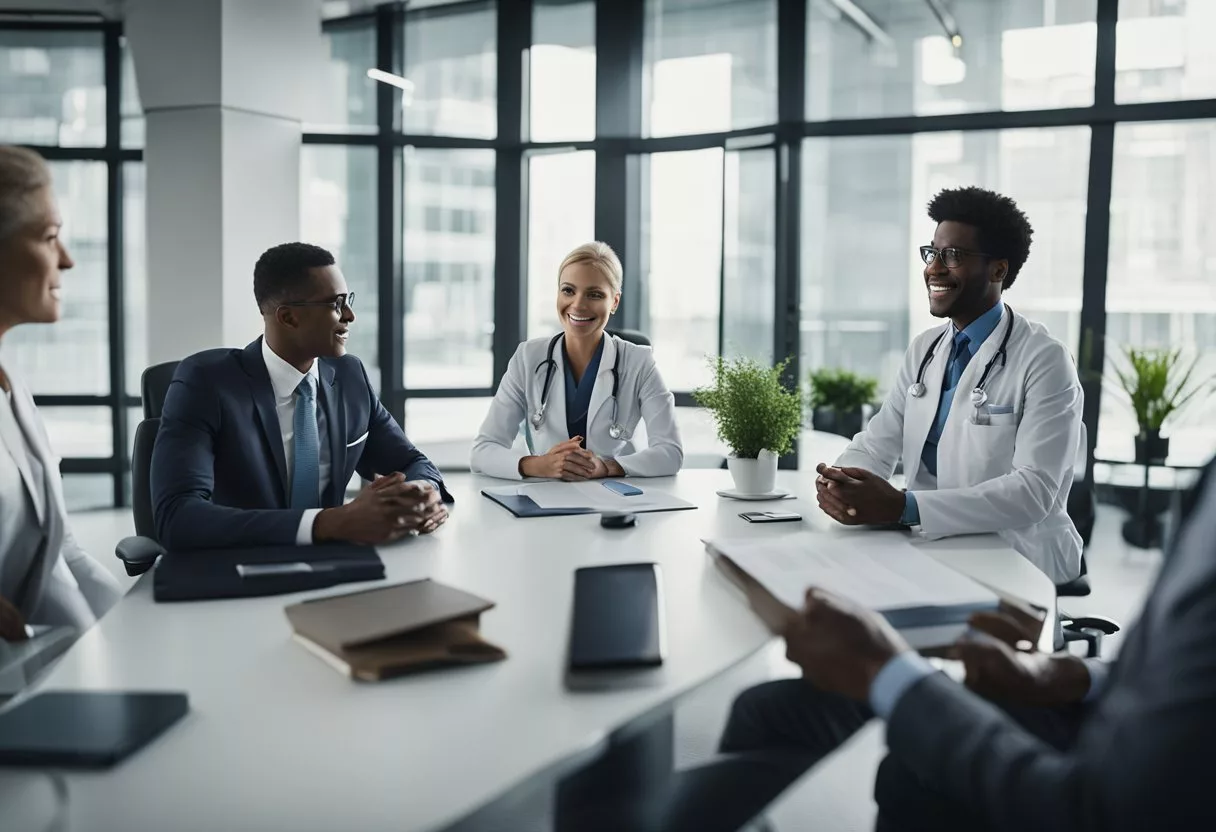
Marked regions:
[958,417,1018,483]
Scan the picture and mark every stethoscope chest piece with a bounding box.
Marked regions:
[908,382,927,398]
[970,388,989,408]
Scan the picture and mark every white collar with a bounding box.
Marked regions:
[261,338,320,401]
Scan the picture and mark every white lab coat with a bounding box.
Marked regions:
[835,307,1083,585]
[471,334,683,479]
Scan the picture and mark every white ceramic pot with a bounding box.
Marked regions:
[727,450,778,495]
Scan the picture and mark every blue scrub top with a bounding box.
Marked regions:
[563,336,605,446]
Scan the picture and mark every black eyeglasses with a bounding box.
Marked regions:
[919,246,994,269]
[277,292,356,314]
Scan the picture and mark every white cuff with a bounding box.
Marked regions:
[296,509,322,545]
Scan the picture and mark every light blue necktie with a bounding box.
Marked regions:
[290,375,321,509]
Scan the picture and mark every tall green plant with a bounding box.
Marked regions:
[807,368,878,412]
[693,356,802,459]
[1111,346,1210,433]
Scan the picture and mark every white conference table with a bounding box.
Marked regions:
[11,470,1055,832]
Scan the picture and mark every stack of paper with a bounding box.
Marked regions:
[708,532,999,647]
[509,481,695,513]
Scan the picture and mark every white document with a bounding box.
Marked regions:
[515,480,694,513]
[708,531,997,614]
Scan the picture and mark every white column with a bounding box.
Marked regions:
[124,0,326,363]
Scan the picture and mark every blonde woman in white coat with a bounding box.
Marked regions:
[471,242,683,480]
[0,146,121,637]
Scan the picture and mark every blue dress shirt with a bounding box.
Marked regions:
[901,301,1005,526]
[563,337,604,444]
[869,651,1110,720]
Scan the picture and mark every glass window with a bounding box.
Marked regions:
[1116,0,1216,104]
[124,163,147,396]
[404,397,494,471]
[301,145,380,390]
[120,35,144,148]
[642,148,724,390]
[1100,120,1216,463]
[402,2,497,139]
[722,148,775,365]
[306,21,378,134]
[799,128,1090,430]
[40,407,113,458]
[531,0,595,142]
[61,474,115,512]
[526,150,596,339]
[0,29,105,146]
[403,147,496,389]
[6,161,110,395]
[805,0,1097,121]
[643,0,777,137]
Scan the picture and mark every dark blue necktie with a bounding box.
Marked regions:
[947,333,973,390]
[920,332,974,477]
[290,376,321,509]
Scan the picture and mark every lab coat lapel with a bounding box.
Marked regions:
[545,342,569,443]
[903,325,952,485]
[586,335,617,435]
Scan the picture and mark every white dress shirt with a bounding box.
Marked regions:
[262,340,330,545]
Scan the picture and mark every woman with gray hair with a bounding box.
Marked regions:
[0,145,121,640]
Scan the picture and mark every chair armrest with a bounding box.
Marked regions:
[1063,615,1120,635]
[115,536,164,577]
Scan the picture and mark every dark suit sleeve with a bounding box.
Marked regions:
[352,359,452,503]
[151,363,304,550]
[885,486,1216,832]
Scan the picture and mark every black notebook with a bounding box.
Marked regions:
[153,543,384,602]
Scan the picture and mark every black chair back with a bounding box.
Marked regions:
[608,329,652,347]
[142,361,180,419]
[131,417,160,540]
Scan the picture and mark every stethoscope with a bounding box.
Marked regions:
[908,307,1016,420]
[530,333,630,441]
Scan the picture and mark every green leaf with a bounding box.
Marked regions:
[693,356,803,458]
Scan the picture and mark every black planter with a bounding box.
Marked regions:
[1134,429,1169,465]
[812,406,864,439]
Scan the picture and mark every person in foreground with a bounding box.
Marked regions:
[0,145,121,633]
[151,243,450,551]
[816,187,1083,585]
[471,241,682,479]
[655,460,1216,831]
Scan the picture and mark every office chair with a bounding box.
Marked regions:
[114,361,180,577]
[607,328,652,347]
[1057,424,1120,657]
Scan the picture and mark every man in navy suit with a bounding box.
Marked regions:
[151,242,451,551]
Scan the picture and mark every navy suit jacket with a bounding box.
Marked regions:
[151,338,449,551]
[883,458,1216,831]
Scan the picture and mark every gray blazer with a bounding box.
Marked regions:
[887,463,1216,831]
[2,373,121,628]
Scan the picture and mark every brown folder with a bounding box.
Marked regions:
[285,579,507,681]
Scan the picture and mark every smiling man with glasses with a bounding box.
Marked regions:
[151,242,451,552]
[634,187,1091,832]
[811,185,1085,585]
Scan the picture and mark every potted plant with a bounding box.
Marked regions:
[694,356,802,495]
[807,368,878,439]
[1110,346,1210,465]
